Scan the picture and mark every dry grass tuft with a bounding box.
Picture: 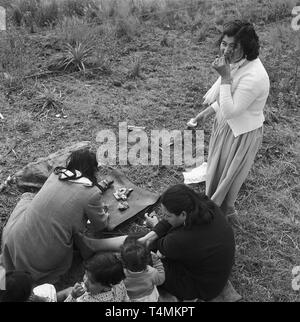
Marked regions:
[31,84,64,117]
[127,56,142,79]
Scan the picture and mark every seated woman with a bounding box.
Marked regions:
[1,149,109,284]
[139,184,235,301]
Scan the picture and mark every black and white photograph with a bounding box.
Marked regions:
[0,0,299,308]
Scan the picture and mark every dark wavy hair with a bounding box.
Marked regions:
[0,271,33,302]
[120,235,149,272]
[160,184,218,227]
[217,20,260,61]
[63,148,98,185]
[84,252,125,286]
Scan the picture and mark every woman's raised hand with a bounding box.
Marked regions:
[212,55,231,79]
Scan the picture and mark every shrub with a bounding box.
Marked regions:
[131,0,163,20]
[35,0,59,27]
[10,3,23,26]
[10,0,60,28]
[62,0,86,17]
[56,16,99,45]
[52,41,95,72]
[61,0,97,18]
[64,41,94,72]
[32,85,64,117]
[115,15,140,40]
[10,0,38,28]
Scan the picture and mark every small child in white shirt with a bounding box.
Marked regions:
[64,252,129,302]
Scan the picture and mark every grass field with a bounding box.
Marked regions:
[0,0,299,301]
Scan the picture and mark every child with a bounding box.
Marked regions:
[0,271,33,302]
[0,270,56,302]
[64,252,129,302]
[120,235,165,302]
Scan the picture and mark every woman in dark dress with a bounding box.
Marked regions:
[139,184,235,301]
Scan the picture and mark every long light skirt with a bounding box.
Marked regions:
[205,116,263,215]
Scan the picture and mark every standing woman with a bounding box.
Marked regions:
[188,20,270,219]
[1,149,109,284]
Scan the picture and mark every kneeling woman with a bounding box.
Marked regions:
[1,149,109,284]
[140,184,235,301]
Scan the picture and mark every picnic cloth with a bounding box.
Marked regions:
[99,168,160,231]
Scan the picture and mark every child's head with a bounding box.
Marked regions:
[120,235,149,272]
[0,271,33,302]
[83,252,125,291]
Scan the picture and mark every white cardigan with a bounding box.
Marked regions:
[211,58,270,137]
